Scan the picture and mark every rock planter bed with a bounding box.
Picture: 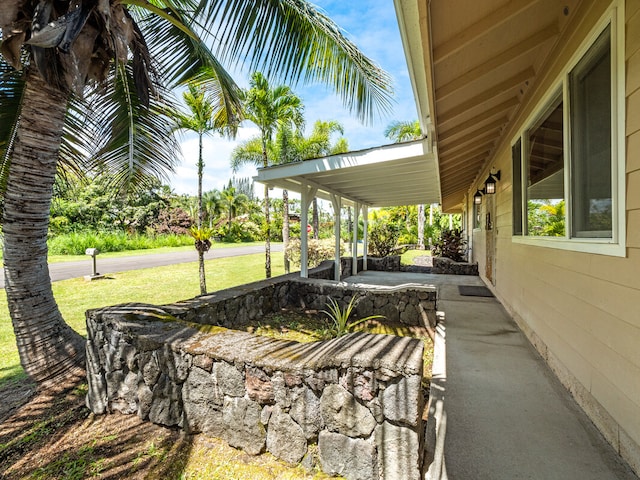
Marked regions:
[86,263,436,480]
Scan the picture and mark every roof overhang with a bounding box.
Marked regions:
[395,0,582,212]
[254,138,440,208]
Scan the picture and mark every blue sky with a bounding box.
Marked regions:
[169,0,417,195]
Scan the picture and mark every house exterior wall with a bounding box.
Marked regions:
[466,0,640,473]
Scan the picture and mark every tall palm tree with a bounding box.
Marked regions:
[231,126,298,273]
[233,72,304,278]
[384,119,426,247]
[0,1,392,388]
[171,84,232,294]
[296,120,349,238]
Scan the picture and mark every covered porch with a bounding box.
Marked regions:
[254,137,440,279]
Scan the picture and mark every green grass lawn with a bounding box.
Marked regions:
[400,248,431,265]
[1,247,423,386]
[0,251,284,386]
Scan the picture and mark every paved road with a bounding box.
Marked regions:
[0,244,282,289]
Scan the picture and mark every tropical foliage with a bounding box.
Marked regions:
[527,200,566,237]
[322,295,384,338]
[431,228,467,262]
[0,0,392,387]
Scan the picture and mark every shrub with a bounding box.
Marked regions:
[47,232,192,255]
[322,295,384,337]
[368,222,400,257]
[285,238,345,268]
[431,228,466,262]
[151,207,192,235]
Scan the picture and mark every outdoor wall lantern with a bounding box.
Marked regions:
[473,189,484,205]
[484,169,501,194]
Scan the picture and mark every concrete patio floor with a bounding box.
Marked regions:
[344,271,638,480]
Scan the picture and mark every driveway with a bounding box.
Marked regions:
[0,244,282,289]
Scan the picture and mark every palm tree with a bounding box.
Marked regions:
[233,72,304,278]
[231,126,298,273]
[171,84,232,294]
[0,1,392,388]
[220,184,249,233]
[202,190,223,229]
[384,119,426,247]
[384,120,422,143]
[296,120,349,238]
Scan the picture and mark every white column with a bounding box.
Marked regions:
[300,186,310,278]
[352,202,360,275]
[299,184,316,278]
[362,205,368,271]
[331,194,342,281]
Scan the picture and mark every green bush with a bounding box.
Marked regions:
[47,232,192,255]
[285,237,345,268]
[368,222,400,257]
[431,228,466,262]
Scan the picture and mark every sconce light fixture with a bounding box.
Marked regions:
[484,169,501,195]
[473,189,484,205]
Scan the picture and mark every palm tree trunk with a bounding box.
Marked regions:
[197,134,206,294]
[283,189,290,274]
[418,204,425,249]
[3,68,85,387]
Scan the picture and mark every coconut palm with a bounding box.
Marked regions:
[233,72,304,278]
[384,119,426,247]
[171,84,232,294]
[0,1,392,388]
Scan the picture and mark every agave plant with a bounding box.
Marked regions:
[322,294,384,338]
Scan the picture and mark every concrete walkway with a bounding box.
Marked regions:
[345,271,637,480]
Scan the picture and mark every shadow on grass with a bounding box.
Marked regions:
[0,380,195,480]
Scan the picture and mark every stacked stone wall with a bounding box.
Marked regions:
[86,304,425,480]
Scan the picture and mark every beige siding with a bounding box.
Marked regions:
[465,0,640,470]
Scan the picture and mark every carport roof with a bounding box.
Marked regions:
[254,138,440,208]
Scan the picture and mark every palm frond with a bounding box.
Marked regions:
[230,137,264,172]
[132,6,242,122]
[86,62,180,195]
[384,120,422,143]
[208,0,393,123]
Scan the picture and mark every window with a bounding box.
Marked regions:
[512,15,623,255]
[569,27,612,238]
[512,139,523,235]
[473,202,481,230]
[526,95,565,237]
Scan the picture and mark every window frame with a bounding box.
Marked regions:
[511,3,625,257]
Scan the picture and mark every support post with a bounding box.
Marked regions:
[300,184,316,278]
[352,202,360,276]
[362,205,368,271]
[331,194,342,281]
